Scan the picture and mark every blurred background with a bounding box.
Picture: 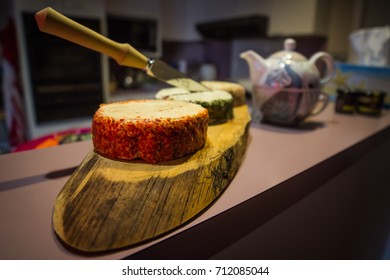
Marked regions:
[0,0,389,153]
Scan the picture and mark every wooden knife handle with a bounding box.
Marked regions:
[35,7,148,70]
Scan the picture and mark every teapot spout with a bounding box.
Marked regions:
[240,50,268,85]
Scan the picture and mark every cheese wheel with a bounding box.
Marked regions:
[155,88,233,125]
[201,80,246,106]
[92,100,209,163]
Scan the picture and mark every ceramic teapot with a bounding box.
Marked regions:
[240,38,334,125]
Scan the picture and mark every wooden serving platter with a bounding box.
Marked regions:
[53,105,251,253]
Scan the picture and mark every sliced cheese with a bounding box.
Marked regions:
[201,80,246,106]
[155,88,233,125]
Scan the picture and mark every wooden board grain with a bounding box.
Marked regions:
[53,105,251,252]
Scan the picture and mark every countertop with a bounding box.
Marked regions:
[1,103,390,259]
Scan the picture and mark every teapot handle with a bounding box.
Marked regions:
[309,92,329,116]
[310,52,335,85]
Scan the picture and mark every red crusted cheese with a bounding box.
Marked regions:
[92,100,209,163]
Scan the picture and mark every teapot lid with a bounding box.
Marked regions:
[270,38,307,61]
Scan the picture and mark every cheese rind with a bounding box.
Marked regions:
[92,100,209,163]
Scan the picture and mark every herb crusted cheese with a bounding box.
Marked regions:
[156,89,233,125]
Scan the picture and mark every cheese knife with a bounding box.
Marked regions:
[35,7,210,92]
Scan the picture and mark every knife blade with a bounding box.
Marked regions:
[35,7,210,92]
[146,59,210,92]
